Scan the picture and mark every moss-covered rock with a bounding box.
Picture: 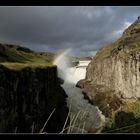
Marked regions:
[101,111,140,133]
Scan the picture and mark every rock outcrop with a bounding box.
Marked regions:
[78,17,140,117]
[0,65,69,133]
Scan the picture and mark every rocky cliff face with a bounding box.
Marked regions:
[0,65,69,133]
[78,17,140,117]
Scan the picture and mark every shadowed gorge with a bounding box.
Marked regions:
[53,50,105,133]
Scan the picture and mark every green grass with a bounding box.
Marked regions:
[0,44,54,69]
[93,36,140,62]
[101,101,140,133]
[94,41,118,61]
[122,101,140,119]
[0,62,54,70]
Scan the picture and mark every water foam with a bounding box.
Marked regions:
[53,49,105,133]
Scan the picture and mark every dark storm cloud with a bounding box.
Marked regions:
[0,6,140,56]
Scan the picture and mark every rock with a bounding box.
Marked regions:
[0,65,69,133]
[79,17,140,118]
[76,79,85,88]
[82,84,122,117]
[57,77,64,85]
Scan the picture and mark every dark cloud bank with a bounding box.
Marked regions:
[0,6,140,56]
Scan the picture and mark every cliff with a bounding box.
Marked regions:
[0,44,69,133]
[77,17,140,120]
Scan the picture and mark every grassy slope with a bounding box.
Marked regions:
[0,43,54,69]
[94,19,140,62]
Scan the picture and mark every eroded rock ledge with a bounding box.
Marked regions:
[0,65,69,133]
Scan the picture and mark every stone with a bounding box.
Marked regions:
[0,65,69,133]
[79,16,140,118]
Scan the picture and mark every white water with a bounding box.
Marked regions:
[53,50,105,133]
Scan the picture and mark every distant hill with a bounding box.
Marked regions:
[0,43,55,69]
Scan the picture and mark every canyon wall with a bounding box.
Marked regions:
[0,65,69,133]
[78,17,140,117]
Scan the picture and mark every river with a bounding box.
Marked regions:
[53,50,105,133]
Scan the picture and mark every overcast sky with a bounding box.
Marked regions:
[0,6,140,56]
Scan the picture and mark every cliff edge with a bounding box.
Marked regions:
[0,44,69,133]
[77,17,140,131]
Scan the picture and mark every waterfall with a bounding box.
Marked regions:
[53,49,105,133]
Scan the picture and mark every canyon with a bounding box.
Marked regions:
[53,50,105,133]
[1,16,140,133]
